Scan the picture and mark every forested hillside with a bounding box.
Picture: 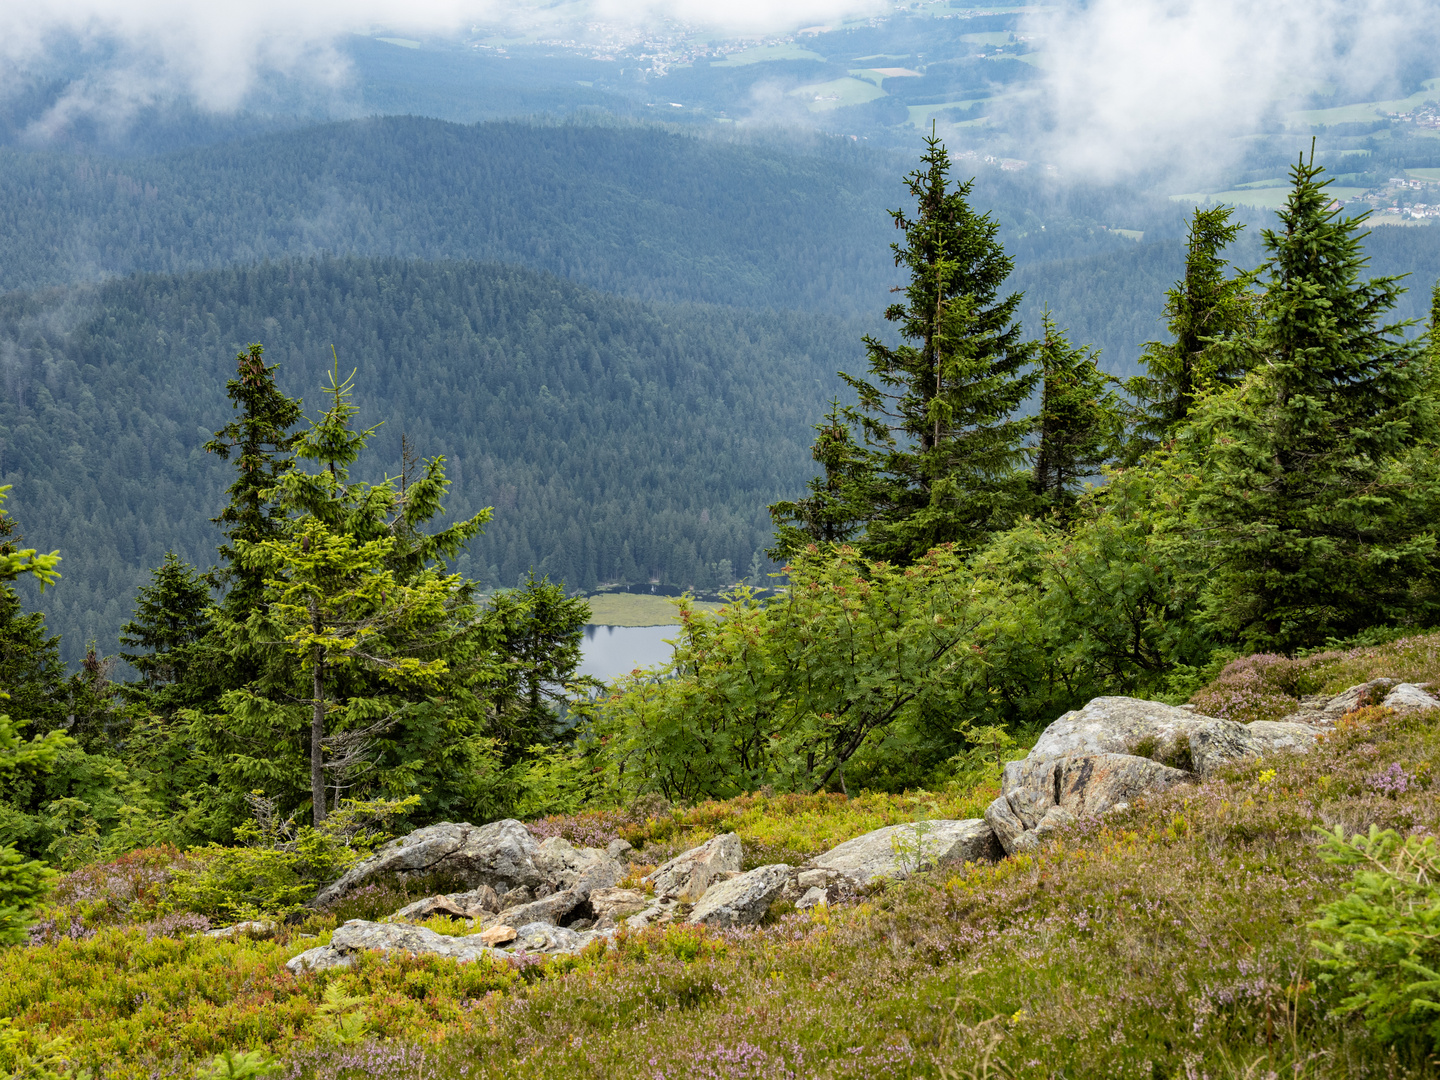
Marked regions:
[0,257,859,661]
[0,119,899,314]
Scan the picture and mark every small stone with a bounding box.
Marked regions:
[687,864,791,927]
[796,868,831,890]
[606,838,635,861]
[796,886,828,911]
[1383,683,1440,711]
[479,924,516,946]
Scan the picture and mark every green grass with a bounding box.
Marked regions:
[789,78,887,112]
[711,44,827,66]
[1408,169,1440,181]
[583,593,722,626]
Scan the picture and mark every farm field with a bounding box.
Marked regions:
[583,593,724,626]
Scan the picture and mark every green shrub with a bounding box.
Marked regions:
[164,797,415,922]
[1311,824,1440,1047]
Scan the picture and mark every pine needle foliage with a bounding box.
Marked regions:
[1124,205,1258,462]
[1031,311,1123,519]
[766,400,872,560]
[204,344,304,616]
[1187,148,1440,649]
[840,131,1037,563]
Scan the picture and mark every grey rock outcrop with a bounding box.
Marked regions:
[805,819,1000,884]
[487,889,587,930]
[645,833,742,901]
[1324,679,1398,714]
[687,864,791,927]
[1027,697,1217,763]
[285,919,505,975]
[986,752,1191,855]
[392,885,501,923]
[313,820,547,908]
[589,887,652,930]
[989,695,1329,855]
[534,836,626,895]
[1383,683,1440,711]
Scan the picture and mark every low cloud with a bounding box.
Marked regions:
[0,0,883,139]
[1022,0,1439,180]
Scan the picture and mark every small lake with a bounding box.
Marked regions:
[578,624,677,683]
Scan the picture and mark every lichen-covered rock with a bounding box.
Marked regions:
[687,864,791,927]
[285,919,504,975]
[805,819,1000,884]
[1185,719,1257,780]
[392,885,501,923]
[1008,806,1076,855]
[624,896,682,932]
[486,889,585,930]
[312,820,546,908]
[287,944,352,973]
[645,833,742,901]
[1243,720,1322,755]
[1383,683,1440,711]
[1324,679,1399,714]
[991,752,1191,854]
[509,921,606,955]
[1027,697,1220,763]
[983,795,1027,853]
[589,887,652,930]
[534,836,626,895]
[205,920,276,940]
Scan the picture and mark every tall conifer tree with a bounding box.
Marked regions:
[1125,205,1256,463]
[841,131,1037,562]
[204,344,304,614]
[1032,313,1122,518]
[1189,150,1440,648]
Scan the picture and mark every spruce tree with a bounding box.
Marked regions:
[1032,313,1123,518]
[766,401,873,560]
[118,553,215,715]
[205,367,495,824]
[204,344,303,614]
[1125,205,1257,463]
[481,573,593,761]
[1189,150,1440,648]
[841,131,1037,562]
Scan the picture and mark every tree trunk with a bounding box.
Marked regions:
[311,600,327,825]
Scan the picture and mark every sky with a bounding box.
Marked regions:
[1,0,1435,175]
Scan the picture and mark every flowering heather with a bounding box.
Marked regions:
[1367,762,1415,795]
